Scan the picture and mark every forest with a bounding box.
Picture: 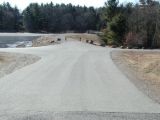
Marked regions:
[0,0,160,48]
[102,0,160,48]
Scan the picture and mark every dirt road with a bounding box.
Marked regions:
[0,37,160,119]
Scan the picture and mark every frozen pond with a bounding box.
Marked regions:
[0,36,40,48]
[0,33,48,48]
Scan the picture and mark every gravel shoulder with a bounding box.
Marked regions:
[0,52,40,78]
[111,50,160,104]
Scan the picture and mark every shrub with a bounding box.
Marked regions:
[125,32,146,48]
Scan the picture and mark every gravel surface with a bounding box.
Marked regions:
[1,112,160,120]
[0,35,160,119]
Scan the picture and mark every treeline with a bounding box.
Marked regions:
[102,0,160,48]
[23,3,103,33]
[1,1,160,48]
[0,2,102,33]
[0,3,22,32]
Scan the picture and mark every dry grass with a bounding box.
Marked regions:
[66,33,104,45]
[0,55,8,63]
[32,36,56,47]
[0,52,40,79]
[0,57,4,62]
[112,50,160,103]
[121,51,160,82]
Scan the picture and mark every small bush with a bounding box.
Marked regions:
[125,32,145,48]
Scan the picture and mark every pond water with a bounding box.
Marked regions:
[0,36,39,48]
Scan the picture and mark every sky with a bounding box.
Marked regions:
[0,0,139,10]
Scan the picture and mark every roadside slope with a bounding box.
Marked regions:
[111,50,160,104]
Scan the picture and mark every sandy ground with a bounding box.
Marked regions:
[111,50,160,104]
[0,52,40,78]
[0,33,103,48]
[32,35,56,47]
[66,33,104,45]
[32,33,104,47]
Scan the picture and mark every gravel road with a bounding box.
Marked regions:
[0,36,160,119]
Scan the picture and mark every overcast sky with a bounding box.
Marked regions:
[0,0,139,10]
